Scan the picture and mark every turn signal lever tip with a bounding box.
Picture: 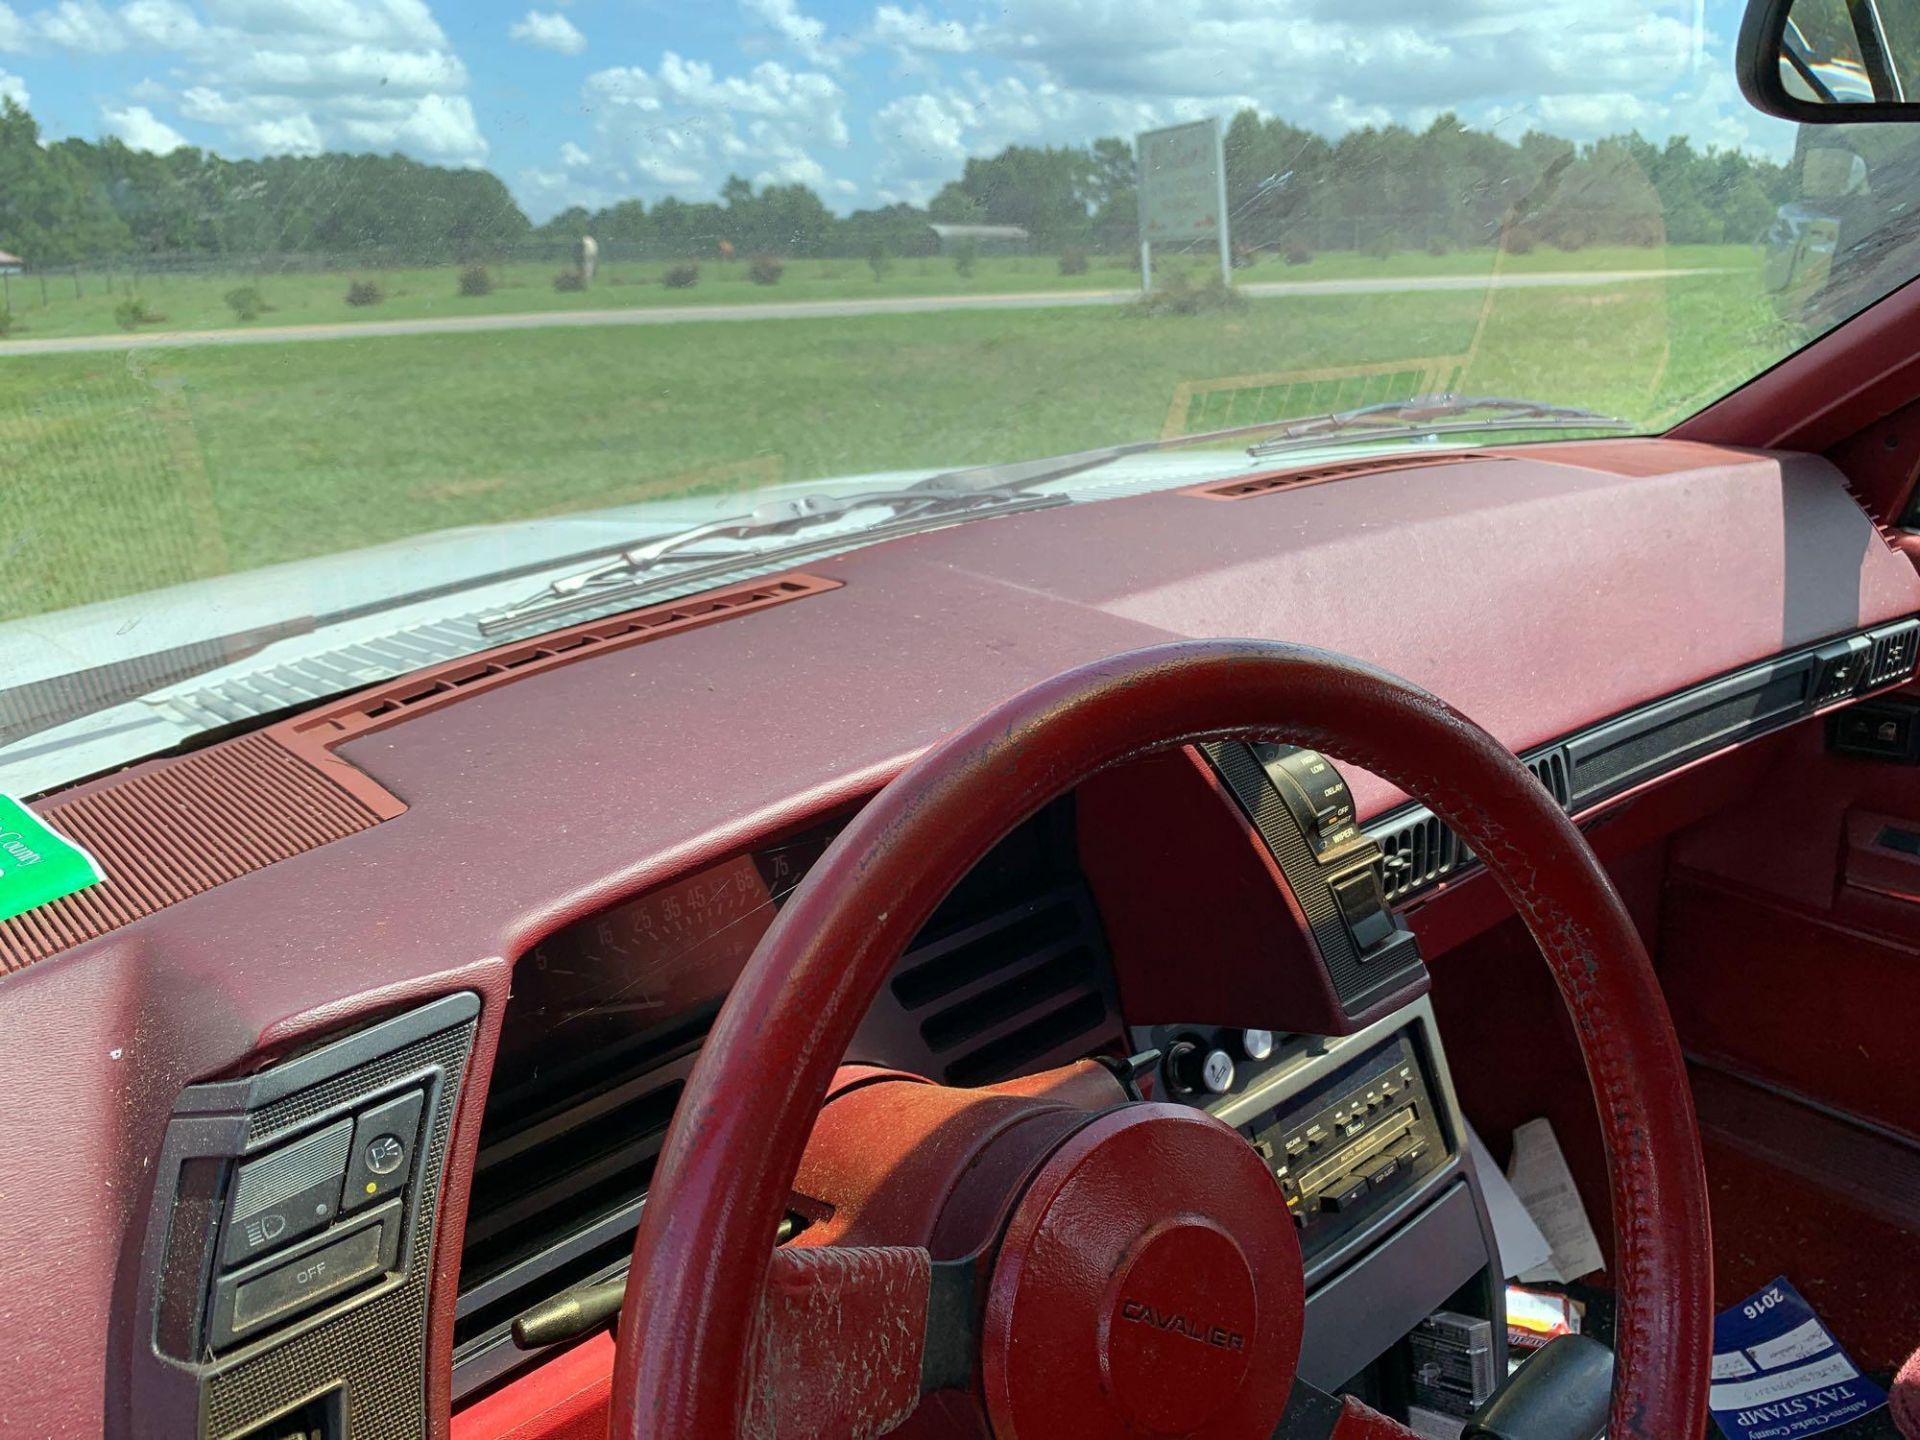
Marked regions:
[510,1275,629,1351]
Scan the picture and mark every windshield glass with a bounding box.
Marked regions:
[4,0,1920,785]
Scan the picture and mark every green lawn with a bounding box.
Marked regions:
[0,244,1755,342]
[0,256,1797,621]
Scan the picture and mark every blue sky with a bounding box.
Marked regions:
[0,0,1801,221]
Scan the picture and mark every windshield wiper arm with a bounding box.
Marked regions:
[913,395,1628,496]
[541,485,1039,596]
[485,396,1630,634]
[478,486,1066,634]
[1245,394,1631,457]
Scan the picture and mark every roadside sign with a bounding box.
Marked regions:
[1136,118,1231,288]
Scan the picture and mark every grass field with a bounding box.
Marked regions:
[0,244,1755,342]
[0,250,1797,622]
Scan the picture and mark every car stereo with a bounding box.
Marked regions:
[1239,1031,1450,1260]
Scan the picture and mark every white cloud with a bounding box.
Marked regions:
[517,53,850,216]
[0,67,26,106]
[241,110,320,152]
[509,8,583,56]
[35,0,124,50]
[742,0,840,69]
[120,0,199,45]
[871,4,970,55]
[853,0,1796,201]
[16,0,487,163]
[102,100,186,150]
[873,70,1222,202]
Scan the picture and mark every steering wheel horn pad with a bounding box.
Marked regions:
[981,1105,1302,1438]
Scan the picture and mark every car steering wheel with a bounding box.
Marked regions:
[609,640,1712,1439]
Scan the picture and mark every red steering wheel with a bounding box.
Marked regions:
[610,641,1713,1440]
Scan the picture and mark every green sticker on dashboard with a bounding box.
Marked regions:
[0,794,102,922]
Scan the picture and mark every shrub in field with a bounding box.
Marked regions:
[1550,230,1586,252]
[113,297,164,331]
[1283,241,1313,266]
[0,308,13,337]
[1426,236,1450,257]
[867,243,892,280]
[224,285,267,321]
[749,255,784,285]
[1362,235,1395,260]
[1130,272,1246,318]
[345,279,384,307]
[951,240,978,277]
[1502,226,1536,255]
[1058,248,1090,276]
[663,264,700,289]
[1231,241,1259,269]
[458,264,494,296]
[553,270,587,292]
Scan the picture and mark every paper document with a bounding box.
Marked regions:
[1463,1122,1553,1279]
[1506,1117,1604,1284]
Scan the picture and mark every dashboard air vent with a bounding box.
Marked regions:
[452,1036,702,1379]
[272,572,840,780]
[1370,748,1572,906]
[1868,620,1920,689]
[1375,813,1456,902]
[1185,452,1493,501]
[1527,749,1573,809]
[882,884,1118,1086]
[0,732,385,973]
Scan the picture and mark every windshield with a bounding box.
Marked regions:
[4,0,1920,786]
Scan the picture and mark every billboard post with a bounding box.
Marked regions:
[1136,117,1231,290]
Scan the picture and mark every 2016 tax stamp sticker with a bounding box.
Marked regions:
[1710,1277,1888,1440]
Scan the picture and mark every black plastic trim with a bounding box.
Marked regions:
[1365,615,1920,906]
[1200,742,1427,1020]
[173,992,480,1115]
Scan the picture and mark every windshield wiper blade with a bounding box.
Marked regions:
[483,396,1630,634]
[1245,394,1631,457]
[478,487,1065,635]
[914,396,1628,496]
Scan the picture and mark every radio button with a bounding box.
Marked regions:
[1319,1177,1369,1213]
[1359,1154,1401,1189]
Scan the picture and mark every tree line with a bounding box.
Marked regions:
[0,95,1793,269]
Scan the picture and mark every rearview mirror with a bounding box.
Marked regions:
[1740,0,1920,120]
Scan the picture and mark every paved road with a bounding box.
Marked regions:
[0,267,1722,357]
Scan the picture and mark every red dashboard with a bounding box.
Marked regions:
[2,437,1918,1438]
